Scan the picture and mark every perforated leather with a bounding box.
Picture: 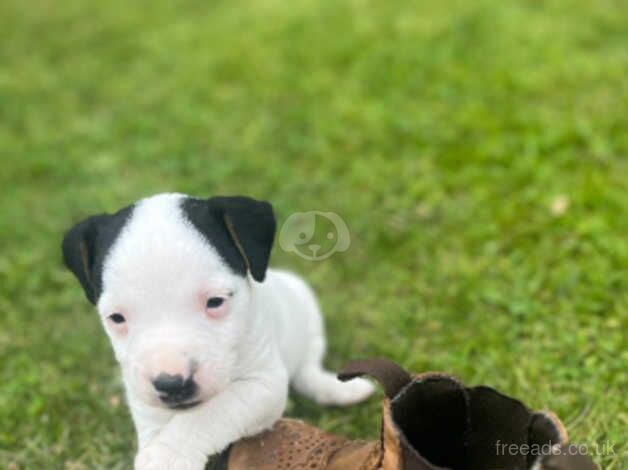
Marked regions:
[228,419,380,470]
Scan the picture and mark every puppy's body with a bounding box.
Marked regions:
[62,193,373,470]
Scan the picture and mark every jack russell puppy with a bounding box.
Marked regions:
[62,193,374,470]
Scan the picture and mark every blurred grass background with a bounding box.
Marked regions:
[0,0,626,468]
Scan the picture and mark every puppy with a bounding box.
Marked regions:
[62,193,374,470]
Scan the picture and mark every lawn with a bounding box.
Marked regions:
[0,0,626,468]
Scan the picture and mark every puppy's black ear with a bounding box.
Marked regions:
[218,196,276,282]
[61,206,133,304]
[61,215,108,304]
[183,196,276,282]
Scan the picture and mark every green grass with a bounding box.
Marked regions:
[1,0,626,468]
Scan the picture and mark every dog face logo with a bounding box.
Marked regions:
[279,211,350,260]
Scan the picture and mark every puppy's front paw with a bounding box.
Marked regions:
[135,444,205,470]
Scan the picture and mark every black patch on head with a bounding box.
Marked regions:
[181,196,276,282]
[62,205,134,304]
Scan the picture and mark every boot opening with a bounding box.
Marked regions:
[391,378,553,470]
[391,376,469,469]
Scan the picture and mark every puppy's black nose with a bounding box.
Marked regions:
[152,373,197,404]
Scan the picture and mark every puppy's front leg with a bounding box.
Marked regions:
[134,370,288,470]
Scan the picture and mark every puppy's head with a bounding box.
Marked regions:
[62,193,275,410]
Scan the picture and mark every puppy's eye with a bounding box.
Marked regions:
[108,313,126,324]
[206,297,225,309]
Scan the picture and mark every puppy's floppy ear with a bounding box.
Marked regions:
[183,196,276,282]
[213,196,276,282]
[61,205,132,304]
[62,214,108,304]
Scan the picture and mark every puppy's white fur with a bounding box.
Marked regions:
[95,194,373,469]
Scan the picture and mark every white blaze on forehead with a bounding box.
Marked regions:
[100,193,234,310]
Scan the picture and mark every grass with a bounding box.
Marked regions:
[0,0,626,468]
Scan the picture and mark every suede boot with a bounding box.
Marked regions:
[207,358,597,470]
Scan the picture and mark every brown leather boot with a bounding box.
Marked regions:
[207,359,598,470]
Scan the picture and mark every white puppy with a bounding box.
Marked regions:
[62,193,374,470]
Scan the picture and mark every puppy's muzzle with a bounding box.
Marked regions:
[152,373,199,408]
